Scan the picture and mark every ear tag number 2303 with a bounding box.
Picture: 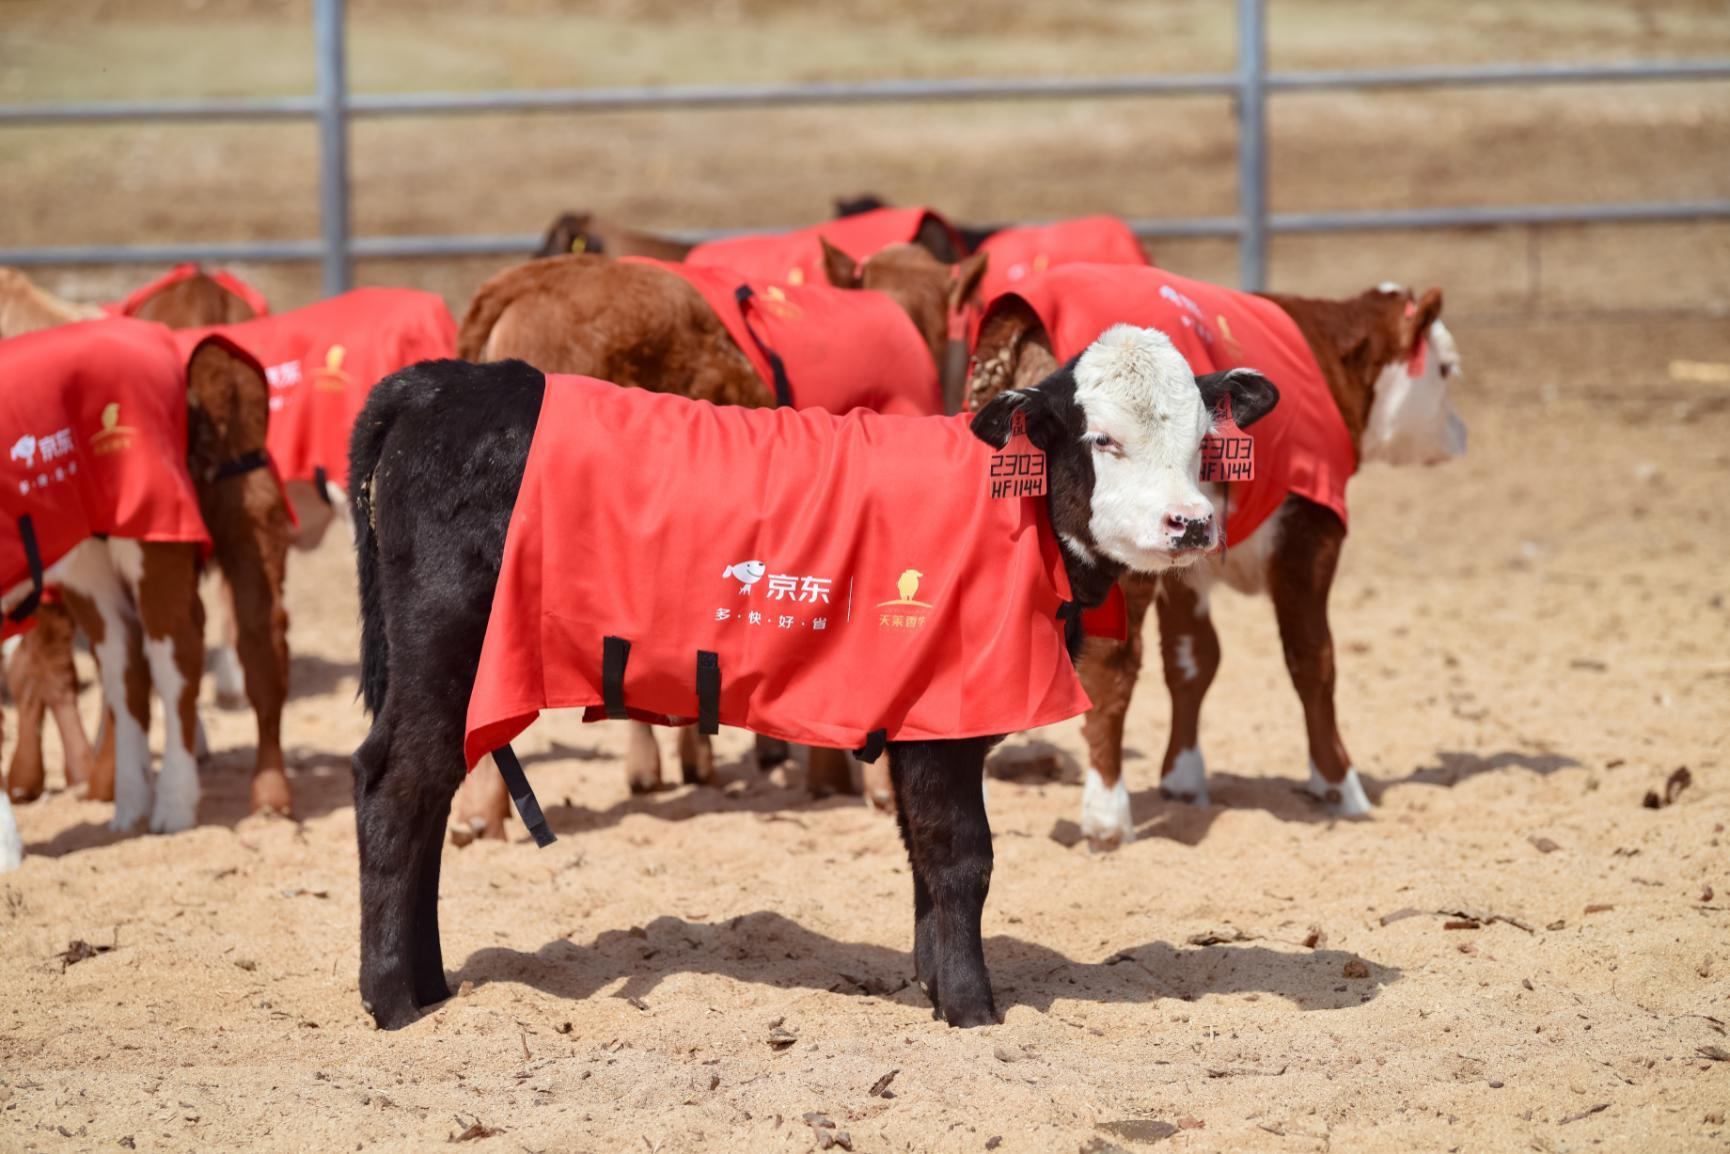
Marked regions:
[989,409,1047,499]
[1200,395,1256,484]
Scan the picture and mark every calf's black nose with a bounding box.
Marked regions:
[1166,513,1214,550]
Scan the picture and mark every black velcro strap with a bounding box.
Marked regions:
[214,449,270,482]
[1056,600,1084,651]
[9,515,44,624]
[733,284,795,407]
[695,650,721,736]
[313,466,333,506]
[601,636,631,720]
[854,728,888,764]
[491,744,555,848]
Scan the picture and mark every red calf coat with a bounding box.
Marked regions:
[1,318,213,631]
[975,217,1148,304]
[633,259,942,417]
[464,375,1089,768]
[685,207,961,286]
[108,263,272,319]
[988,264,1353,544]
[173,287,455,490]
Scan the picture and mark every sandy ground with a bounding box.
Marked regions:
[1,314,1727,1152]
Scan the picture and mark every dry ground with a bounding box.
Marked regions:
[2,3,1729,1152]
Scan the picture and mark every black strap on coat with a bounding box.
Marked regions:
[312,466,333,507]
[491,743,556,848]
[8,515,44,625]
[695,650,721,736]
[854,728,888,764]
[214,449,270,482]
[601,636,631,720]
[732,285,795,407]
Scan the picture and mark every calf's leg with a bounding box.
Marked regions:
[1154,572,1220,805]
[890,737,997,1027]
[675,726,716,786]
[1075,576,1157,849]
[806,746,853,797]
[1266,504,1367,816]
[56,546,152,828]
[130,542,206,834]
[6,610,93,800]
[625,721,664,793]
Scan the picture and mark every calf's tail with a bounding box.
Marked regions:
[347,377,398,718]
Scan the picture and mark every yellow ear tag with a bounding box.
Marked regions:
[570,235,587,254]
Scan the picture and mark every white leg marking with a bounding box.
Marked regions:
[1160,745,1209,806]
[210,643,247,704]
[0,793,22,873]
[1079,767,1134,850]
[1173,635,1199,682]
[53,541,151,830]
[1307,761,1372,818]
[143,637,199,833]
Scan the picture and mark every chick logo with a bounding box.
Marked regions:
[91,403,136,456]
[761,284,801,320]
[313,345,352,392]
[878,568,932,609]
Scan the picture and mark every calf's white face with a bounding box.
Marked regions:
[1364,316,1467,467]
[1072,325,1220,573]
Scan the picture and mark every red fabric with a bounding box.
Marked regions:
[1,317,210,598]
[989,264,1353,543]
[172,288,455,490]
[632,259,942,417]
[976,217,1148,303]
[108,263,272,319]
[464,375,1088,767]
[685,207,960,286]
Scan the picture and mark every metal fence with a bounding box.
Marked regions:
[2,0,1728,295]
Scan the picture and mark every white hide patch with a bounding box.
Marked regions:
[107,537,145,587]
[0,793,21,873]
[210,643,247,703]
[1072,325,1214,574]
[1173,635,1199,683]
[1161,746,1209,806]
[1079,767,1134,849]
[143,636,199,834]
[1363,319,1467,467]
[1307,761,1372,817]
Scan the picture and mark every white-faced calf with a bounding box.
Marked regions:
[971,266,1465,846]
[345,326,1277,1029]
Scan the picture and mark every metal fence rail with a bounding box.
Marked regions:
[2,0,1728,293]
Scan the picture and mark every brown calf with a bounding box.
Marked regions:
[4,269,274,810]
[534,212,694,261]
[448,245,987,841]
[970,283,1465,846]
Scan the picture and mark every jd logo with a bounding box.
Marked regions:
[91,403,136,456]
[722,560,767,594]
[9,435,36,468]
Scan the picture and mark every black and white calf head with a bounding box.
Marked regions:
[972,324,1278,576]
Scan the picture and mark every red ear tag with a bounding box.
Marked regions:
[1080,583,1129,642]
[989,408,1047,499]
[1199,395,1255,484]
[1406,338,1428,378]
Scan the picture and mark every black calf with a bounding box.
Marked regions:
[346,353,1267,1030]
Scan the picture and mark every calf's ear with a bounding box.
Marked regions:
[820,239,862,288]
[1196,367,1280,429]
[947,251,989,313]
[970,380,1070,452]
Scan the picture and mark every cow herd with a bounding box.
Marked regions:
[0,201,1466,1031]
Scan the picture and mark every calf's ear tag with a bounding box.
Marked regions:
[1200,395,1255,484]
[989,408,1047,499]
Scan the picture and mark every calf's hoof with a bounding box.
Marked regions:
[1079,768,1135,852]
[937,987,999,1029]
[754,737,790,769]
[361,987,428,1032]
[1306,764,1372,818]
[149,791,198,835]
[1156,747,1210,808]
[250,769,294,818]
[214,690,249,712]
[7,774,44,804]
[448,814,505,846]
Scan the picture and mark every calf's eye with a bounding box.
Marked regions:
[1086,431,1118,452]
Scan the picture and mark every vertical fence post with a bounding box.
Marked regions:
[314,0,351,296]
[1235,0,1268,291]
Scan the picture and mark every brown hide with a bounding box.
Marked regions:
[129,273,261,328]
[534,212,694,262]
